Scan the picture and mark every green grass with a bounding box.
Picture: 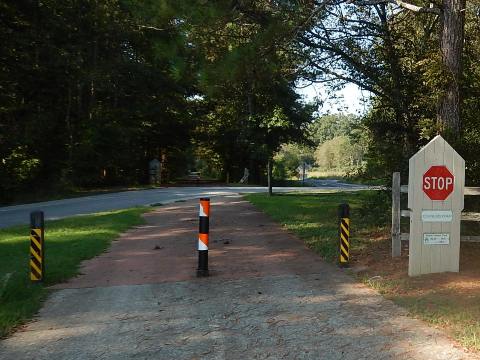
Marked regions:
[0,207,148,337]
[307,169,386,186]
[245,190,390,261]
[246,191,480,353]
[394,291,480,350]
[307,169,347,179]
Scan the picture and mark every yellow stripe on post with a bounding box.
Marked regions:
[30,212,44,282]
[30,248,42,263]
[338,204,350,267]
[30,260,42,275]
[31,228,41,238]
[30,235,42,251]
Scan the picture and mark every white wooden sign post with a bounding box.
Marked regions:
[408,135,465,276]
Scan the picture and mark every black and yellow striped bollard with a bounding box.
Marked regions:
[338,203,350,267]
[197,198,210,277]
[30,211,45,282]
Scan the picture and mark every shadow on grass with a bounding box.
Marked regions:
[0,207,148,337]
[246,191,390,262]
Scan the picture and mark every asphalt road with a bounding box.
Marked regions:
[0,180,367,228]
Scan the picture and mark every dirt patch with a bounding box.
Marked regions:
[351,233,480,296]
[350,231,480,352]
[53,196,333,289]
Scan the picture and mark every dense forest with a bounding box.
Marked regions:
[1,0,480,202]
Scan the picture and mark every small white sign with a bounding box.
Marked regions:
[421,210,453,222]
[423,233,450,245]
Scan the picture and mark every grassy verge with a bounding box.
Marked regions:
[306,169,385,186]
[246,190,390,262]
[307,169,347,179]
[246,191,480,353]
[0,207,148,337]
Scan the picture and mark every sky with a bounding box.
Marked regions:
[296,82,371,116]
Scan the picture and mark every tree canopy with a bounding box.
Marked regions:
[1,0,480,202]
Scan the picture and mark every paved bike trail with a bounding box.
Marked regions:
[0,196,476,359]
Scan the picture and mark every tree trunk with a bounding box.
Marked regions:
[377,5,415,154]
[437,0,466,137]
[89,38,98,120]
[303,162,307,186]
[65,85,73,172]
[267,158,273,196]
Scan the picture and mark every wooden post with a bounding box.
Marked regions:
[302,162,306,186]
[392,172,401,257]
[267,158,273,196]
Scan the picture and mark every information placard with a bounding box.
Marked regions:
[423,233,450,245]
[421,210,453,222]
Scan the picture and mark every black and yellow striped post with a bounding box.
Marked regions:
[197,198,210,277]
[30,211,45,282]
[338,203,350,267]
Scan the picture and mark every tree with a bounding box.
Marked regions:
[351,0,465,137]
[181,0,315,190]
[290,0,470,178]
[0,1,196,201]
[309,114,360,146]
[314,136,366,172]
[273,143,314,180]
[437,0,465,136]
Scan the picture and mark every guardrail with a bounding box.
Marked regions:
[392,172,480,257]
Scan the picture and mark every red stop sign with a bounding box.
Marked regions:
[423,166,454,200]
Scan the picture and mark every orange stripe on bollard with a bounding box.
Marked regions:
[200,199,210,217]
[198,233,209,250]
[197,198,210,277]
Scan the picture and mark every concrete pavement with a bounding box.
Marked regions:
[1,196,474,359]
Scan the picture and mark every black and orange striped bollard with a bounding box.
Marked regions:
[30,211,45,282]
[197,198,210,277]
[338,203,350,267]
